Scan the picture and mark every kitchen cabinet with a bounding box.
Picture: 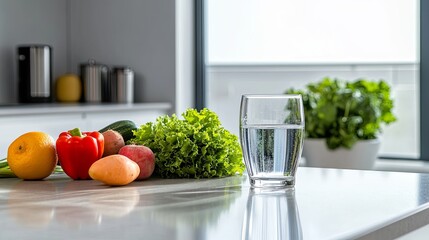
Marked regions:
[0,103,171,157]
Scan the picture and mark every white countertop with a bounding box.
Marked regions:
[0,102,172,116]
[0,167,428,240]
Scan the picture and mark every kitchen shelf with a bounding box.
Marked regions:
[0,102,172,117]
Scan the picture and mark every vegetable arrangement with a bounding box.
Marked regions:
[0,120,143,183]
[130,108,245,178]
[0,108,244,184]
[286,77,397,149]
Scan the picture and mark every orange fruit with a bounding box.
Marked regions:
[89,154,140,186]
[7,132,57,180]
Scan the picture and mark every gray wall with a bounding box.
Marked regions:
[69,0,175,103]
[0,0,176,104]
[0,0,68,103]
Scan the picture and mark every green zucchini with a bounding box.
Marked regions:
[99,120,138,142]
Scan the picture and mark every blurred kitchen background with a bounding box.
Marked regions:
[0,0,193,113]
[0,0,422,161]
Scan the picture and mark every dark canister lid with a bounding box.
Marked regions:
[112,66,133,73]
[17,44,52,49]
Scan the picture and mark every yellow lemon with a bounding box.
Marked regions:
[56,73,82,102]
[7,132,57,180]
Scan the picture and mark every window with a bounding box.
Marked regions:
[207,0,417,64]
[198,0,421,159]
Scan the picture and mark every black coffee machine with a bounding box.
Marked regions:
[17,45,53,103]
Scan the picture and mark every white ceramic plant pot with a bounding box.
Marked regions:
[302,138,381,170]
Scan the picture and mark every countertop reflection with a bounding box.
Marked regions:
[243,188,302,240]
[1,167,429,240]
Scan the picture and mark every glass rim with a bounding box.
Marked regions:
[241,94,302,99]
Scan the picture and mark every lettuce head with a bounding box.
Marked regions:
[130,108,244,178]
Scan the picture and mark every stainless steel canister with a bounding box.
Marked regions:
[80,60,109,103]
[111,67,134,103]
[17,45,52,103]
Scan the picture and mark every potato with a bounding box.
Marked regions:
[102,130,125,157]
[89,154,140,186]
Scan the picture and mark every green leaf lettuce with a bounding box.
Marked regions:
[129,108,244,178]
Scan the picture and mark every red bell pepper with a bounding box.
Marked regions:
[56,128,104,180]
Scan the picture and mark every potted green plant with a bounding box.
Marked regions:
[286,77,397,170]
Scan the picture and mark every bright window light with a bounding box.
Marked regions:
[207,0,418,64]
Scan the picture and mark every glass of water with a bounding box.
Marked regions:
[240,94,305,188]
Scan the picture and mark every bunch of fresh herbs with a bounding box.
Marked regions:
[286,77,397,149]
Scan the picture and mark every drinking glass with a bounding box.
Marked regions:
[240,94,304,188]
